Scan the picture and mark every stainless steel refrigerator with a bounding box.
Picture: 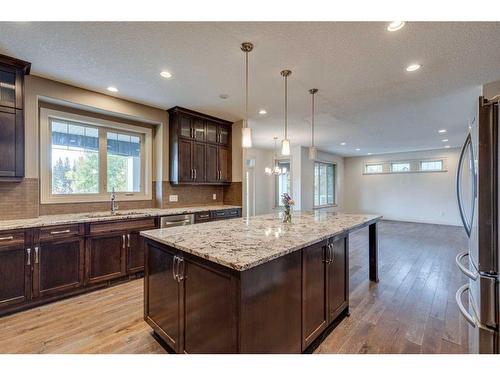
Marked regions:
[455,96,499,354]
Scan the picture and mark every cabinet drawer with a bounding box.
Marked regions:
[225,208,241,218]
[0,230,25,250]
[195,211,211,223]
[89,218,156,234]
[211,210,227,220]
[39,224,81,241]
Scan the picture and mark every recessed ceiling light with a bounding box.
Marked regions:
[442,139,449,142]
[356,148,361,151]
[387,21,406,32]
[367,153,372,155]
[219,94,229,99]
[340,142,346,146]
[160,71,172,79]
[107,86,118,93]
[258,109,267,115]
[406,64,422,72]
[444,145,451,148]
[438,129,447,133]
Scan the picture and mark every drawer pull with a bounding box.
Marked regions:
[34,246,39,264]
[50,229,70,235]
[198,214,210,218]
[26,248,31,266]
[127,234,131,248]
[0,236,14,241]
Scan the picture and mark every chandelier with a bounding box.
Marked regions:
[265,137,287,176]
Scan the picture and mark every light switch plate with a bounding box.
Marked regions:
[213,194,217,200]
[169,195,178,202]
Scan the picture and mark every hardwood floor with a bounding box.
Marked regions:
[0,220,469,354]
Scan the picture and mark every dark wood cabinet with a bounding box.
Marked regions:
[127,220,157,273]
[0,230,30,310]
[327,235,349,322]
[302,240,328,349]
[144,242,237,353]
[33,227,84,298]
[145,241,182,351]
[86,232,126,284]
[0,54,30,180]
[169,106,232,185]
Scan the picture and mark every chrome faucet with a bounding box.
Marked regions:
[110,188,118,215]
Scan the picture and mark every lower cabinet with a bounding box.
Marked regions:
[33,234,84,299]
[0,230,30,310]
[86,232,127,285]
[302,234,348,350]
[144,241,237,353]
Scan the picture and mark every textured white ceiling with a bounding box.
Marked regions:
[0,22,499,155]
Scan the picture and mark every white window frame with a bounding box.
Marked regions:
[313,161,336,209]
[40,108,153,204]
[391,162,411,173]
[364,157,448,175]
[419,160,444,171]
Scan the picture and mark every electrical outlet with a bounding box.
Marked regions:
[213,194,217,200]
[169,194,178,202]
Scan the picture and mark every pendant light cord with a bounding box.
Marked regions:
[311,92,315,147]
[284,75,288,139]
[245,51,249,124]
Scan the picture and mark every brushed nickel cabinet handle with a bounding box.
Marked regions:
[50,229,70,235]
[194,169,197,180]
[34,246,39,264]
[26,248,31,266]
[177,257,185,281]
[0,236,14,241]
[122,234,126,249]
[172,256,178,281]
[127,234,131,248]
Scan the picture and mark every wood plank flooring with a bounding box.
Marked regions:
[0,220,470,354]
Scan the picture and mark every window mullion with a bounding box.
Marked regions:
[99,128,108,196]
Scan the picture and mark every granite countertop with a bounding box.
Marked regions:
[0,205,241,231]
[141,211,381,271]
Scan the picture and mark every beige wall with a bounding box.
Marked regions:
[483,80,500,99]
[24,75,169,181]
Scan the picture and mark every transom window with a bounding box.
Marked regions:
[391,162,410,172]
[365,164,383,174]
[420,160,443,171]
[314,162,335,208]
[40,108,152,204]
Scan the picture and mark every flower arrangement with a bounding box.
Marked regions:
[281,193,295,223]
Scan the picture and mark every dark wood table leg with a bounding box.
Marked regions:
[369,222,379,282]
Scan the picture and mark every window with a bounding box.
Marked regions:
[275,161,291,207]
[391,162,410,172]
[420,160,443,171]
[314,162,335,207]
[40,108,152,204]
[365,164,383,174]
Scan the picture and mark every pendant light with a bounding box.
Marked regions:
[308,88,318,160]
[241,42,253,148]
[265,137,286,176]
[280,69,292,156]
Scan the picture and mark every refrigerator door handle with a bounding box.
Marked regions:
[456,133,473,237]
[456,283,477,328]
[455,251,478,280]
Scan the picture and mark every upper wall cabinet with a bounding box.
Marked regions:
[168,107,232,185]
[0,54,31,180]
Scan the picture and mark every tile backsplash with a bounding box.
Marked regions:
[0,179,242,220]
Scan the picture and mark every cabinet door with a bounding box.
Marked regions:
[205,144,218,183]
[0,68,17,108]
[127,225,156,273]
[192,142,206,183]
[86,233,126,284]
[178,139,193,182]
[218,146,230,183]
[218,124,230,145]
[145,242,181,352]
[302,240,328,349]
[33,237,84,298]
[0,107,16,177]
[205,121,218,143]
[192,118,205,141]
[179,114,193,139]
[183,258,237,353]
[0,244,30,310]
[327,236,348,323]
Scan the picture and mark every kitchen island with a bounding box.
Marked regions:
[141,211,381,353]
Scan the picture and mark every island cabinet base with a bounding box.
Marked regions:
[144,233,348,354]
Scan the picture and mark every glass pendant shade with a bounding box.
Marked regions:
[281,139,290,156]
[308,146,317,160]
[242,127,252,148]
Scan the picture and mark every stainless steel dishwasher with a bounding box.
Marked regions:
[160,214,195,228]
